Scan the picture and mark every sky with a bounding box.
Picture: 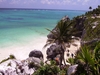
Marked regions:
[0,0,100,10]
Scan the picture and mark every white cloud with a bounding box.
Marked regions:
[41,0,73,5]
[41,0,55,4]
[23,0,36,4]
[62,0,71,4]
[10,0,37,4]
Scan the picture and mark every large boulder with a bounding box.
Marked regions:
[26,57,43,66]
[46,45,64,60]
[29,50,43,60]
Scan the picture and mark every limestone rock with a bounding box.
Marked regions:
[67,64,78,75]
[46,45,63,60]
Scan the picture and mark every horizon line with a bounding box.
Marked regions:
[0,7,88,11]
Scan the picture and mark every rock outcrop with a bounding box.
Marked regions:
[0,59,35,75]
[46,45,66,65]
[29,50,43,60]
[46,45,63,60]
[0,50,44,75]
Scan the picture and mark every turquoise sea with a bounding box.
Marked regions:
[0,8,86,50]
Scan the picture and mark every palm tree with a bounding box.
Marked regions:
[89,6,92,11]
[44,20,78,66]
[98,5,100,8]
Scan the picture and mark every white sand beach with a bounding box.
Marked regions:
[0,36,47,61]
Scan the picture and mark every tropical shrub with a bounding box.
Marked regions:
[74,42,100,75]
[33,61,60,75]
[33,60,68,75]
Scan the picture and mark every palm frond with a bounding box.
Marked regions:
[46,28,57,36]
[77,46,95,66]
[43,39,55,48]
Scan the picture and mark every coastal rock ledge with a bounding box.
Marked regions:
[0,50,43,75]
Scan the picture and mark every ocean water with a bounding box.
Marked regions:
[0,9,86,50]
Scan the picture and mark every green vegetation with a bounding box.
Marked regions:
[33,61,60,75]
[9,54,16,59]
[74,42,100,75]
[0,54,16,64]
[86,5,100,16]
[33,61,68,75]
[28,62,40,70]
[69,6,100,42]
